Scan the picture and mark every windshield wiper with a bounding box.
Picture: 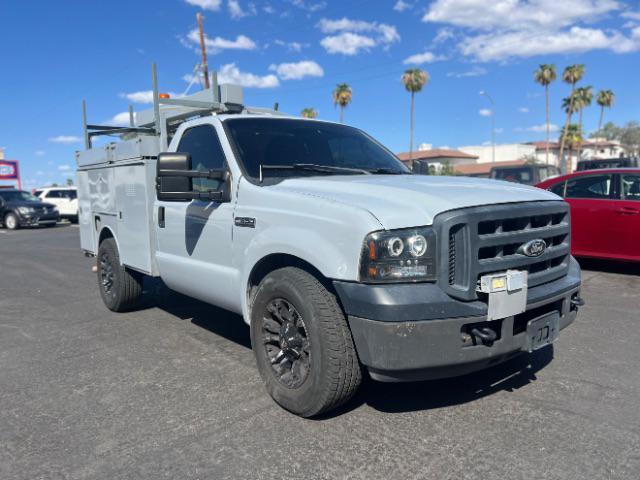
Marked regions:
[365,168,411,175]
[259,163,371,182]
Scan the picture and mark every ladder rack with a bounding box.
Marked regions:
[81,63,255,151]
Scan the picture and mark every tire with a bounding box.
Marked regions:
[97,237,142,312]
[4,213,19,230]
[44,223,56,228]
[250,267,361,417]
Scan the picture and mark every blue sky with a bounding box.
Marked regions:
[1,0,639,189]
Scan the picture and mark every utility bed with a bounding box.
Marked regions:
[76,137,160,275]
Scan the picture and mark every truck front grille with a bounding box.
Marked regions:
[435,202,571,301]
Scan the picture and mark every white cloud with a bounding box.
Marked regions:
[36,170,44,176]
[228,0,256,18]
[185,29,256,54]
[461,26,640,61]
[49,136,82,144]
[403,51,445,64]
[274,39,307,52]
[269,61,324,80]
[184,0,222,10]
[479,108,492,117]
[218,63,279,88]
[393,0,411,12]
[119,91,154,104]
[446,66,487,77]
[318,17,399,55]
[320,32,377,55]
[35,150,45,156]
[58,164,71,172]
[109,112,137,126]
[433,27,455,43]
[184,0,222,12]
[289,0,326,12]
[622,11,640,21]
[519,107,530,113]
[495,127,504,134]
[424,0,620,31]
[422,0,640,61]
[516,123,560,132]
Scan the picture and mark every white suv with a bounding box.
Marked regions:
[34,187,78,222]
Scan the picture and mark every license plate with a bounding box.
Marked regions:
[524,312,560,353]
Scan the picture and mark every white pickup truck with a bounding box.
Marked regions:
[77,65,583,417]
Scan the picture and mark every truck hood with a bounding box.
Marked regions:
[270,175,560,229]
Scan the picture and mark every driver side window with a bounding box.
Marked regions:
[177,125,227,192]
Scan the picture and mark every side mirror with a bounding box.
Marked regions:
[157,152,193,201]
[156,152,231,203]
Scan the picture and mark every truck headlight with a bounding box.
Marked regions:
[359,227,437,283]
[17,206,35,215]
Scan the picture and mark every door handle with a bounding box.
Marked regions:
[158,206,165,228]
[617,207,639,215]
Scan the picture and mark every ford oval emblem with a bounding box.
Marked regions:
[519,239,547,257]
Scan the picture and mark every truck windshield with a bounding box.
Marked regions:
[224,118,409,179]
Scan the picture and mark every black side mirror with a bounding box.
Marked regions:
[156,152,231,202]
[157,152,193,201]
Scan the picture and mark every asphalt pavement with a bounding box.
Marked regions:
[1,225,639,479]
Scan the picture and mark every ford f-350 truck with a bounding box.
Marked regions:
[77,65,583,417]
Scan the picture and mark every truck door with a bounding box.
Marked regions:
[155,123,239,312]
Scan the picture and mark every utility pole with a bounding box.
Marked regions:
[197,13,210,90]
[480,90,496,164]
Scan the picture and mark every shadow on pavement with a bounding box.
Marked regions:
[577,257,640,276]
[137,277,554,417]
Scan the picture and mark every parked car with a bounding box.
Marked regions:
[0,189,59,229]
[34,186,78,222]
[490,164,560,185]
[576,157,638,171]
[537,168,640,262]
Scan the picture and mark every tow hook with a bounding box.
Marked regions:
[571,295,585,308]
[471,327,498,346]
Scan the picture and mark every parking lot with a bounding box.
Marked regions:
[1,225,639,480]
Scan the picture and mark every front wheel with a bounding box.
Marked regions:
[4,213,19,230]
[97,237,142,312]
[250,267,362,417]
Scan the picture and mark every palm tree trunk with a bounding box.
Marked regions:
[339,106,344,124]
[558,84,576,173]
[597,106,604,154]
[576,109,584,163]
[568,146,573,174]
[409,91,415,169]
[545,84,550,166]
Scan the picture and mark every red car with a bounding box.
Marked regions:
[537,168,640,262]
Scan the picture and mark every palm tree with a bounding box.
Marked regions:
[573,86,593,162]
[301,107,318,119]
[332,83,352,123]
[401,68,430,166]
[558,64,585,172]
[560,124,582,174]
[595,90,615,151]
[533,64,557,165]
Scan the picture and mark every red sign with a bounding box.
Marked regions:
[0,160,21,189]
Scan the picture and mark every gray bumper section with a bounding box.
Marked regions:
[333,257,582,382]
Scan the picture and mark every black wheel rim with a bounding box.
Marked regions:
[262,298,310,389]
[99,253,115,296]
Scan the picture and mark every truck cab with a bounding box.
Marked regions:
[77,65,583,417]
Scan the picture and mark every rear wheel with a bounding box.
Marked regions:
[4,213,19,230]
[250,267,361,417]
[97,237,142,312]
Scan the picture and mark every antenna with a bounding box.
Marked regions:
[197,13,210,90]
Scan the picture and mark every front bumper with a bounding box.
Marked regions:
[18,212,59,226]
[334,257,582,382]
